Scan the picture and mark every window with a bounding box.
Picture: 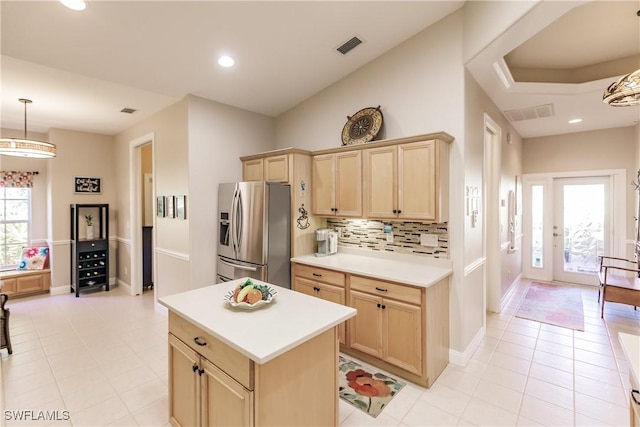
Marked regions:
[0,187,30,269]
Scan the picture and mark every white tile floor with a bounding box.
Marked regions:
[1,278,638,426]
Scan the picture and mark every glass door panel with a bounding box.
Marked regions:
[553,177,609,286]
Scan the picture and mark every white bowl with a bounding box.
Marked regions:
[224,288,277,310]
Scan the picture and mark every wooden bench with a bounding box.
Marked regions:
[0,269,51,298]
[598,256,640,318]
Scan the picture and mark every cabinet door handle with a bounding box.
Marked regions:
[377,303,381,308]
[193,337,207,346]
[198,368,205,376]
[313,286,320,292]
[375,287,388,292]
[192,364,198,373]
[397,210,402,214]
[632,389,640,405]
[393,209,397,214]
[312,273,322,277]
[381,304,386,309]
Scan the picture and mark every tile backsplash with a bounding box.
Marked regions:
[326,218,448,258]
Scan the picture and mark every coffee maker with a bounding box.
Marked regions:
[315,228,338,257]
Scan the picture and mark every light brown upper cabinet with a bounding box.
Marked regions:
[242,154,289,183]
[242,158,264,182]
[312,151,362,217]
[363,139,449,222]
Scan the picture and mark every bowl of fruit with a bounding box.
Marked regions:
[224,279,277,309]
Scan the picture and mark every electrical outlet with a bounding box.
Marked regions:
[420,234,438,247]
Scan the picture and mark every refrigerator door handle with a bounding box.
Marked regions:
[230,187,239,254]
[236,189,243,251]
[219,258,258,272]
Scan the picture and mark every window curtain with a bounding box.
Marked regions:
[0,171,36,188]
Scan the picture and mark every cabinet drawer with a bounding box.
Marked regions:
[293,264,345,287]
[169,312,253,389]
[77,240,107,252]
[350,275,421,305]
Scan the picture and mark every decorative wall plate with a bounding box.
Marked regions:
[341,106,383,146]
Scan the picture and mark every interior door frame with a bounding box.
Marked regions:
[522,169,626,283]
[129,132,155,297]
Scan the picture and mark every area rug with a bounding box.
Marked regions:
[338,355,405,418]
[515,282,585,331]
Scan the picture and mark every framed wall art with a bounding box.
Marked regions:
[74,177,102,194]
[156,196,165,217]
[165,195,175,218]
[175,195,186,219]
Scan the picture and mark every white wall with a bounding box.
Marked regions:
[114,98,190,298]
[275,10,476,355]
[187,95,275,290]
[48,128,117,291]
[113,95,275,299]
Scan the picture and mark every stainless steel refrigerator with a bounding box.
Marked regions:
[216,181,291,288]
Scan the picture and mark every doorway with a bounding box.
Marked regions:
[522,170,625,286]
[552,176,610,286]
[128,133,155,297]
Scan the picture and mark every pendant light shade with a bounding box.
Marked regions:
[0,99,56,158]
[603,69,640,106]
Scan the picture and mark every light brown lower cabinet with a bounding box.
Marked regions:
[168,311,338,427]
[349,282,422,376]
[169,334,252,427]
[292,264,346,345]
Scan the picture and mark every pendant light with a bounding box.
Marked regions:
[0,99,57,158]
[603,9,640,106]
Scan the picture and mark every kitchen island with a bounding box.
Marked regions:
[159,278,356,427]
[619,332,640,426]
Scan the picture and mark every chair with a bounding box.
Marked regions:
[0,293,12,354]
[598,256,640,318]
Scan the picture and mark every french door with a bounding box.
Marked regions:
[552,176,610,286]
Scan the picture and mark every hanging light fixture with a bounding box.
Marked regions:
[603,9,640,106]
[0,99,56,158]
[603,69,640,106]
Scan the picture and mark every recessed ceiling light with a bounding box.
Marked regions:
[568,118,583,124]
[60,0,86,11]
[218,56,235,68]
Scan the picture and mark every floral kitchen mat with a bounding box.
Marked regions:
[338,355,405,418]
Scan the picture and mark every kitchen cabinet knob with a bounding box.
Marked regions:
[377,303,381,308]
[192,364,198,373]
[393,210,397,214]
[198,368,205,376]
[313,286,320,292]
[381,304,386,309]
[397,210,402,214]
[193,337,207,347]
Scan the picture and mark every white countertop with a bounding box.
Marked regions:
[619,332,640,388]
[291,247,453,288]
[159,278,356,365]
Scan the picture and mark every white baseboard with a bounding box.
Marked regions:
[449,326,486,366]
[117,279,132,294]
[50,286,68,296]
[500,273,522,311]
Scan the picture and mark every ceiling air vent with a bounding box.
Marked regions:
[503,104,554,122]
[120,107,137,114]
[336,36,362,55]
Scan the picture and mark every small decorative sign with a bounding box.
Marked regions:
[74,177,101,194]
